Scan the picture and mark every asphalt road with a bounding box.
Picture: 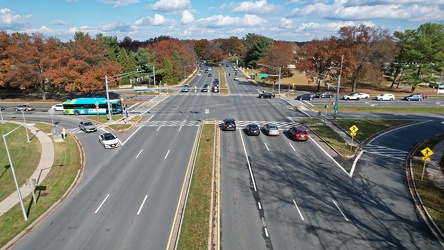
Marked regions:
[2,62,444,249]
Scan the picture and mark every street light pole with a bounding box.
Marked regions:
[20,110,30,142]
[105,75,112,121]
[3,126,29,221]
[153,65,156,88]
[334,55,344,119]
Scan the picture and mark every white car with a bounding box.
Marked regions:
[52,104,64,111]
[375,93,395,101]
[356,93,370,99]
[234,76,239,81]
[343,93,361,100]
[99,133,120,149]
[197,72,202,76]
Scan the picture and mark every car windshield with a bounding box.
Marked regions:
[268,125,278,130]
[250,125,259,129]
[103,134,116,140]
[84,122,93,126]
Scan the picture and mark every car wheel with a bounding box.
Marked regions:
[309,97,313,100]
[357,97,361,100]
[390,98,394,101]
[378,98,382,101]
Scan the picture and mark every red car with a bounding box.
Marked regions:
[420,93,428,99]
[289,126,309,141]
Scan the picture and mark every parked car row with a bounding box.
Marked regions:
[296,92,430,101]
[222,118,309,141]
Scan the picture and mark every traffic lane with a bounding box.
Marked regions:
[368,119,444,152]
[349,153,443,249]
[220,128,269,250]
[76,126,196,249]
[13,125,196,249]
[146,95,213,122]
[242,131,369,249]
[229,96,296,124]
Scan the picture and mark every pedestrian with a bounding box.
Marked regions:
[62,128,66,139]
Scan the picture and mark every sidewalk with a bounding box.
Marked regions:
[0,122,54,216]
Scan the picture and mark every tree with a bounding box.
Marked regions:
[257,41,294,78]
[194,39,210,59]
[243,33,273,67]
[338,24,396,92]
[392,23,444,89]
[4,33,57,99]
[0,31,11,87]
[220,36,244,56]
[209,47,225,64]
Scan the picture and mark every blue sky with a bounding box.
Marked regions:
[0,0,443,42]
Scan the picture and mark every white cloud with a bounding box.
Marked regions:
[232,0,283,14]
[286,1,444,22]
[151,0,191,12]
[51,20,66,26]
[196,14,268,28]
[181,10,194,24]
[281,17,293,27]
[0,8,30,29]
[99,0,140,7]
[134,14,172,26]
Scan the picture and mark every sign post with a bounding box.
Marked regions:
[420,147,433,180]
[349,125,359,152]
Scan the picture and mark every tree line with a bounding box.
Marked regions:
[0,22,443,99]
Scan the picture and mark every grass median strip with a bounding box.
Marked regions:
[178,123,215,249]
[0,123,81,247]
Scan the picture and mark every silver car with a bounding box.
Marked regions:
[14,104,35,111]
[99,133,120,149]
[264,123,280,136]
[79,121,97,133]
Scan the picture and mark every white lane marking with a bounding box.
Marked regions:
[289,143,296,151]
[165,149,170,159]
[179,125,183,131]
[258,202,262,210]
[137,195,148,215]
[350,150,364,177]
[239,129,258,192]
[157,126,162,131]
[293,199,305,221]
[309,137,350,177]
[135,149,143,159]
[264,227,269,238]
[332,199,349,221]
[95,194,110,214]
[122,115,154,145]
[264,143,270,151]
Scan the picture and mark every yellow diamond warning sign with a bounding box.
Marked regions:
[421,147,434,157]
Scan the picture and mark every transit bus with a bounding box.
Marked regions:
[62,97,122,115]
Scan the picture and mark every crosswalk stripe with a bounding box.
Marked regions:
[363,144,409,160]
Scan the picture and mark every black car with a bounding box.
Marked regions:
[208,73,212,77]
[245,124,260,136]
[259,92,275,98]
[0,106,4,111]
[315,92,334,98]
[201,84,209,92]
[296,93,314,101]
[213,79,219,84]
[223,118,236,131]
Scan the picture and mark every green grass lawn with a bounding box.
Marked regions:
[0,123,41,201]
[177,123,215,249]
[0,123,81,247]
